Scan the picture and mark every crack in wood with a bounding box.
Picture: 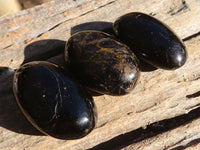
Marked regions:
[186,104,200,111]
[183,31,200,41]
[186,91,200,99]
[16,0,116,47]
[90,106,200,150]
[135,104,156,113]
[170,0,189,16]
[2,44,14,50]
[171,138,200,150]
[35,1,116,40]
[165,136,187,150]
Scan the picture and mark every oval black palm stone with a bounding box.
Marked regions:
[13,61,97,140]
[113,12,187,70]
[65,31,140,95]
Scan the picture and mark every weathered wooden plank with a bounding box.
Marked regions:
[0,0,200,149]
[1,0,200,68]
[122,117,200,150]
[0,31,200,150]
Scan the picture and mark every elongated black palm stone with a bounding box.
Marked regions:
[65,31,140,95]
[13,61,97,140]
[113,12,187,70]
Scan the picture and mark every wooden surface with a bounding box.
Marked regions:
[0,0,200,149]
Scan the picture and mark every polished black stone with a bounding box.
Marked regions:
[65,31,140,95]
[113,12,187,70]
[13,61,97,139]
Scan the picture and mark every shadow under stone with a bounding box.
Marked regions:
[22,39,66,66]
[0,69,42,135]
[139,58,158,72]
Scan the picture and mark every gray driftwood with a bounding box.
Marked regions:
[0,0,200,149]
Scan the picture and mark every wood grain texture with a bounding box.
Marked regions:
[1,0,200,68]
[122,117,200,150]
[0,0,200,149]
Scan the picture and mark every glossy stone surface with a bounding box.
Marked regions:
[65,31,140,95]
[113,12,187,70]
[13,61,97,139]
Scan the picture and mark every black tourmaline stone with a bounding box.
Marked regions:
[64,31,140,95]
[13,61,97,140]
[113,12,187,70]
